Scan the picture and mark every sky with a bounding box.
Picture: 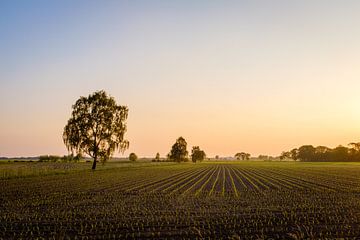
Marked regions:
[1,0,360,158]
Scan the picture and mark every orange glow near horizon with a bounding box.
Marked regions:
[1,1,360,158]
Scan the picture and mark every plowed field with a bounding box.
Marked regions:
[1,162,360,239]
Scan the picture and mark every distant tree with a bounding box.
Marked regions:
[39,155,61,162]
[258,155,269,160]
[297,145,316,162]
[315,146,330,154]
[155,152,160,161]
[215,155,219,160]
[330,145,349,162]
[191,146,206,163]
[314,146,331,161]
[279,151,291,161]
[129,152,138,162]
[63,90,129,170]
[348,142,360,161]
[168,137,188,162]
[349,142,360,152]
[290,148,299,161]
[235,152,251,160]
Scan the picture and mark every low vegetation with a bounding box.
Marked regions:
[38,154,81,162]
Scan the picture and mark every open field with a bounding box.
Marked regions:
[0,160,174,179]
[1,161,360,239]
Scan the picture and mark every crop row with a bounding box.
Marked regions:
[117,164,352,195]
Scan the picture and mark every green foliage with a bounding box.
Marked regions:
[191,146,206,163]
[129,153,138,162]
[168,137,188,162]
[63,90,129,170]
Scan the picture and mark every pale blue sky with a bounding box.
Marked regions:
[1,1,360,157]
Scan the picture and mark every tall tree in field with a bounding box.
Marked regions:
[191,146,206,163]
[168,137,188,162]
[63,90,129,170]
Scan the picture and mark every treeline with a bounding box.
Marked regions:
[39,154,82,162]
[281,142,360,162]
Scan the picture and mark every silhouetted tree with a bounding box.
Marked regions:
[129,152,137,161]
[315,146,331,161]
[168,137,188,162]
[348,142,360,161]
[290,148,299,161]
[191,146,206,163]
[349,142,360,151]
[297,145,316,162]
[330,145,349,162]
[63,90,129,170]
[155,152,160,161]
[280,151,291,161]
[235,152,251,160]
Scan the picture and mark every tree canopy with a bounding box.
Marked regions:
[129,153,138,162]
[191,146,206,163]
[279,151,291,161]
[168,137,188,162]
[63,90,129,170]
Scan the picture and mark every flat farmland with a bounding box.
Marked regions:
[1,162,360,239]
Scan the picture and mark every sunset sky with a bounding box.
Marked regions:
[1,1,360,158]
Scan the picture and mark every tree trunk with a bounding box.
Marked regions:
[92,155,97,170]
